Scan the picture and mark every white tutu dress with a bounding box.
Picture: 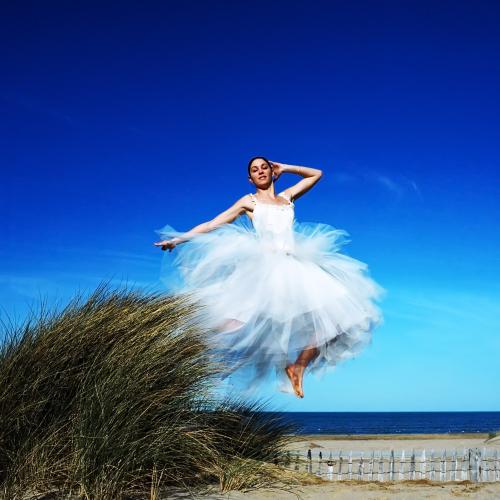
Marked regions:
[155,191,385,395]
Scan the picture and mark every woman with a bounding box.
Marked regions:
[153,157,385,398]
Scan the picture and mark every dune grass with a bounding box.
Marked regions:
[0,282,300,498]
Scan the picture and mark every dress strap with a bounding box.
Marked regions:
[248,193,257,204]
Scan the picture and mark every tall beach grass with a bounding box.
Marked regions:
[0,282,301,498]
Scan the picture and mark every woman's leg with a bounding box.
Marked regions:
[296,345,320,367]
[217,318,244,333]
[285,345,319,398]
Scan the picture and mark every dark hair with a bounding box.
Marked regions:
[247,156,272,176]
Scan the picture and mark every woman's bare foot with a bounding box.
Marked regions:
[295,364,305,397]
[290,345,318,397]
[285,364,304,398]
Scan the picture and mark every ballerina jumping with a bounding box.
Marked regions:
[154,157,384,398]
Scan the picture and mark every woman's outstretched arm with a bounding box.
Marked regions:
[153,195,252,251]
[271,161,323,201]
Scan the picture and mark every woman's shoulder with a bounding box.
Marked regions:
[237,193,256,205]
[278,190,294,203]
[232,193,256,210]
[231,193,254,203]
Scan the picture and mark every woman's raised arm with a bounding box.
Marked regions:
[153,195,252,251]
[271,161,323,201]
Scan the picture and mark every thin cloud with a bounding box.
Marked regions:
[410,180,423,200]
[362,170,404,198]
[373,174,404,196]
[332,169,422,200]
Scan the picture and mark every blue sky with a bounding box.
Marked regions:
[1,1,499,411]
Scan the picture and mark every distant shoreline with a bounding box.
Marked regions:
[287,432,493,440]
[276,412,500,436]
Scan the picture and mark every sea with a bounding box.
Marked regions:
[274,412,500,435]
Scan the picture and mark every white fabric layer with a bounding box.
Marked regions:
[155,192,385,394]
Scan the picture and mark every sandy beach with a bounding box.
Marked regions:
[203,434,500,499]
[207,481,500,499]
[285,432,500,453]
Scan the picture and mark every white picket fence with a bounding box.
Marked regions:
[287,448,500,482]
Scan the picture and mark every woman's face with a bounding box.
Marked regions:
[249,159,273,187]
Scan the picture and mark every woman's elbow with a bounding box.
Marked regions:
[206,217,230,231]
[205,220,218,231]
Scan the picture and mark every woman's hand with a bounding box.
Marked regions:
[270,161,285,180]
[153,239,178,252]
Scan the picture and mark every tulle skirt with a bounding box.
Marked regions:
[155,217,385,394]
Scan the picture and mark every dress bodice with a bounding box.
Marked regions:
[249,192,295,253]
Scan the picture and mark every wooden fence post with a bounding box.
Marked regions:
[483,447,489,482]
[378,451,384,481]
[316,457,322,477]
[430,450,436,481]
[472,448,479,482]
[420,449,427,480]
[410,449,416,480]
[358,452,364,481]
[451,449,457,481]
[399,450,405,480]
[462,448,468,481]
[327,459,334,481]
[440,450,446,481]
[369,450,374,481]
[338,451,343,481]
[348,450,353,480]
[389,449,395,481]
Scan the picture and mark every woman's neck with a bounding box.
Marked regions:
[255,185,277,200]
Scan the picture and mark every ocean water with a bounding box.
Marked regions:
[274,412,500,435]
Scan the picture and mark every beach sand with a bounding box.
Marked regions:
[207,480,500,499]
[285,432,500,453]
[202,434,500,499]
